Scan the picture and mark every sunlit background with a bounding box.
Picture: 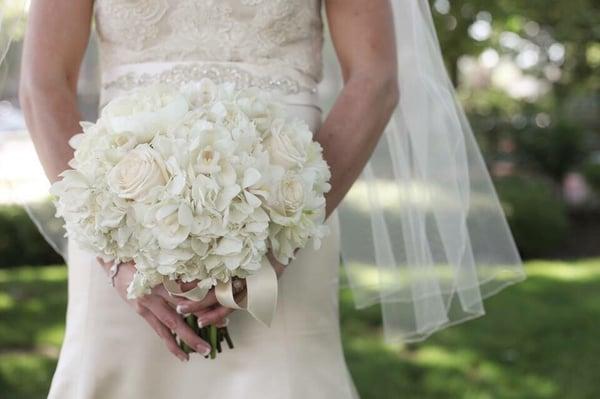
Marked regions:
[0,1,599,398]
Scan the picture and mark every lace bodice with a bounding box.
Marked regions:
[94,0,324,95]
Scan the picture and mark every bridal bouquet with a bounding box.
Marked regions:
[51,79,331,358]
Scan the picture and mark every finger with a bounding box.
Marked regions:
[174,290,219,315]
[191,305,212,320]
[141,309,189,362]
[152,285,185,307]
[191,305,229,327]
[196,305,236,328]
[215,317,229,328]
[191,289,246,319]
[207,290,246,326]
[145,296,212,355]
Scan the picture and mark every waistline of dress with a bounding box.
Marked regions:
[100,60,321,110]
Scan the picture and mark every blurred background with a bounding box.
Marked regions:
[0,1,599,398]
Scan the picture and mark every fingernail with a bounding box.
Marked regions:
[176,305,188,314]
[197,344,211,356]
[197,318,205,328]
[216,317,229,327]
[177,353,189,362]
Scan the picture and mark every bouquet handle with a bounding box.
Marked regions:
[163,257,278,327]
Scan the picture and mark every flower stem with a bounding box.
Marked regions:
[176,314,235,359]
[209,324,218,359]
[179,314,197,354]
[223,327,234,349]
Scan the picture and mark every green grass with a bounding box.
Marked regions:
[1,260,600,398]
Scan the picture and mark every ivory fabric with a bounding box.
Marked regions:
[93,0,324,83]
[48,202,359,399]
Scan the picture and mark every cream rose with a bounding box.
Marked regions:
[108,144,169,201]
[265,119,310,169]
[269,174,306,223]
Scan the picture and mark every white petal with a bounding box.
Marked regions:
[213,236,243,256]
[169,174,186,196]
[242,168,261,188]
[156,204,178,220]
[178,203,193,226]
[244,190,262,208]
[217,184,241,210]
[224,254,243,270]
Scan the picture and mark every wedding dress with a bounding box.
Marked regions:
[48,0,360,398]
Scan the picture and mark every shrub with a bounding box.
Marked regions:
[0,204,62,268]
[582,161,600,196]
[495,176,569,258]
[514,121,587,182]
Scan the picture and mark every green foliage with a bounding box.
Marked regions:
[433,0,600,90]
[582,161,600,195]
[513,121,587,181]
[495,176,568,257]
[0,205,62,268]
[431,0,599,189]
[0,265,67,398]
[3,261,600,398]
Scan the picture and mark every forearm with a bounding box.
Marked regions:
[20,79,82,183]
[317,73,399,218]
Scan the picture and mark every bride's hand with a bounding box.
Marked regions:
[175,254,286,327]
[97,258,212,362]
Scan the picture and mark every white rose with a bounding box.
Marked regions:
[102,85,189,143]
[265,119,311,169]
[268,173,306,224]
[107,144,169,201]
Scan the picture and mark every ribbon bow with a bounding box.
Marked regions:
[162,257,278,327]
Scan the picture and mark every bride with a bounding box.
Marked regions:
[14,0,526,398]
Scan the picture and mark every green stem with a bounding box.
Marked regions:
[216,328,223,353]
[176,315,235,359]
[209,324,218,359]
[223,327,234,349]
[179,314,198,354]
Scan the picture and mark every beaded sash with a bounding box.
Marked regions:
[100,60,320,108]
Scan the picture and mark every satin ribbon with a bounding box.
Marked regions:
[162,257,278,327]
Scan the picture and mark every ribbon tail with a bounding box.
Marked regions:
[215,257,278,327]
[246,257,278,327]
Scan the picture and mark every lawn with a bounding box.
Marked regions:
[1,259,600,399]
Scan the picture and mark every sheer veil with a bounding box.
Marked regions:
[321,0,526,343]
[1,0,526,345]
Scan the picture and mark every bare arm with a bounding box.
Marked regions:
[20,2,211,360]
[321,0,398,217]
[179,1,398,325]
[19,0,93,183]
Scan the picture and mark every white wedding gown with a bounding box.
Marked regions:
[48,1,360,398]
